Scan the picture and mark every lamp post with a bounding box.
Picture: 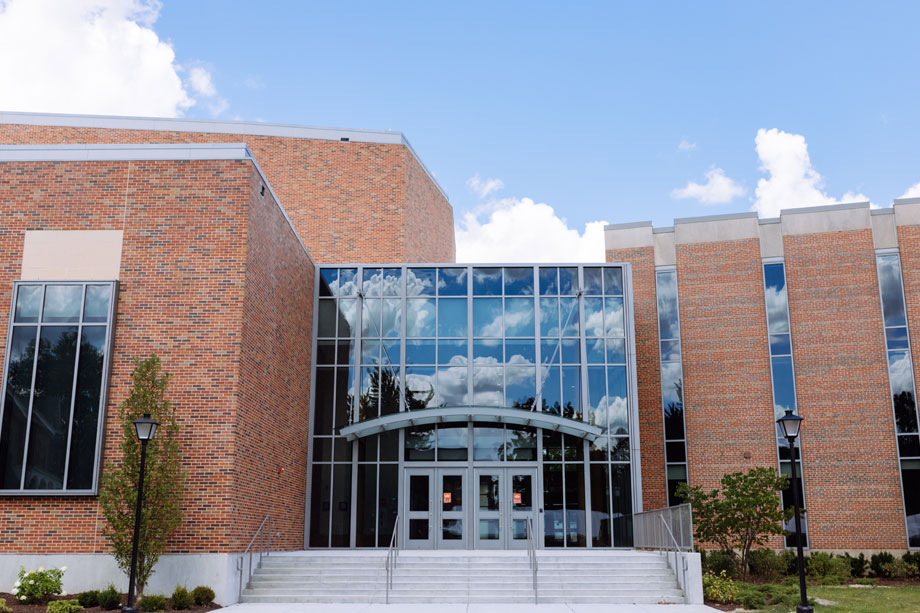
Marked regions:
[776,409,812,613]
[122,414,159,613]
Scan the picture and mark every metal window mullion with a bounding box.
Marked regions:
[533,268,542,412]
[61,284,88,489]
[577,267,588,423]
[467,278,473,406]
[18,282,46,490]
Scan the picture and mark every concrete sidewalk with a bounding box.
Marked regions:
[222,603,720,613]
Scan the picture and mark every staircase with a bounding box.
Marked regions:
[239,550,686,604]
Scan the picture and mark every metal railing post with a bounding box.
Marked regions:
[238,515,271,600]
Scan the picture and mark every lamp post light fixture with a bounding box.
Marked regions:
[776,409,812,613]
[122,413,159,613]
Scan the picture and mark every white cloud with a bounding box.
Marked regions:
[243,75,266,90]
[752,128,872,217]
[900,182,920,199]
[456,197,607,262]
[670,167,745,204]
[678,139,697,151]
[0,0,224,118]
[466,173,505,199]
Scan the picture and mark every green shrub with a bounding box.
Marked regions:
[870,551,895,577]
[190,586,215,606]
[880,559,910,579]
[781,549,800,575]
[736,584,766,610]
[844,552,868,577]
[138,595,166,612]
[97,586,121,611]
[853,577,878,585]
[77,591,100,608]
[12,565,66,604]
[903,552,920,578]
[47,600,83,613]
[706,550,738,578]
[748,548,785,582]
[806,551,850,584]
[0,598,11,613]
[170,586,193,610]
[702,571,737,604]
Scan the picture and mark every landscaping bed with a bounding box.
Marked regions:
[0,594,220,613]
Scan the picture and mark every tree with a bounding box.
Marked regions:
[677,467,792,581]
[99,356,185,597]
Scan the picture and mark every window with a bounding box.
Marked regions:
[0,281,116,494]
[655,269,687,506]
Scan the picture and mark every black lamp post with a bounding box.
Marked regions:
[776,409,812,613]
[123,413,159,613]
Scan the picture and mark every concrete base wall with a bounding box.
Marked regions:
[666,551,703,604]
[0,554,241,606]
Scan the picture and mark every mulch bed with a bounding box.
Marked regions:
[703,578,920,611]
[0,594,221,613]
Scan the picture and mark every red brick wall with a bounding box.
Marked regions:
[606,247,667,511]
[0,122,455,265]
[0,158,311,554]
[784,229,905,549]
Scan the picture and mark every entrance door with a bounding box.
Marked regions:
[437,470,466,549]
[475,469,503,549]
[474,468,539,549]
[508,468,537,550]
[405,469,434,549]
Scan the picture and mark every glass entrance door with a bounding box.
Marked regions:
[405,468,466,549]
[475,470,502,549]
[474,468,538,549]
[508,468,537,550]
[437,470,465,549]
[405,469,434,549]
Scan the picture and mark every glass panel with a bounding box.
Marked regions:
[473,367,503,406]
[539,267,558,296]
[378,464,399,545]
[769,334,791,356]
[504,298,534,337]
[334,368,354,428]
[358,367,379,421]
[586,337,605,364]
[590,464,612,547]
[438,339,468,365]
[770,356,797,417]
[362,268,383,297]
[584,297,604,337]
[382,340,400,366]
[82,285,112,323]
[656,271,680,339]
[560,297,579,336]
[405,367,436,410]
[901,460,920,547]
[382,268,402,296]
[377,366,401,417]
[337,299,358,337]
[309,464,331,546]
[587,366,606,429]
[406,340,436,364]
[407,268,436,296]
[878,255,907,327]
[512,519,528,540]
[24,325,79,489]
[405,427,436,461]
[505,366,535,409]
[381,298,401,338]
[443,519,463,540]
[472,267,502,295]
[543,463,564,547]
[331,464,352,547]
[612,464,633,546]
[559,267,578,295]
[319,268,337,297]
[561,366,581,420]
[659,339,680,362]
[564,464,586,547]
[666,441,687,463]
[380,430,399,461]
[438,298,467,337]
[898,434,920,457]
[42,285,82,323]
[540,339,560,364]
[313,438,332,462]
[561,339,580,363]
[540,366,561,415]
[506,427,537,461]
[564,434,585,461]
[409,474,430,511]
[437,425,469,461]
[607,366,628,435]
[473,298,503,337]
[479,519,499,540]
[437,365,468,406]
[334,269,357,297]
[583,268,602,295]
[361,299,381,338]
[611,436,630,461]
[333,437,351,462]
[442,474,463,511]
[318,339,337,364]
[0,325,37,488]
[438,268,468,296]
[473,339,502,365]
[407,299,436,337]
[886,327,910,350]
[479,474,499,510]
[505,339,535,365]
[763,263,790,334]
[542,430,562,460]
[66,325,106,490]
[14,285,42,323]
[604,267,623,296]
[337,339,356,365]
[888,351,919,433]
[314,368,335,435]
[409,519,429,540]
[661,362,684,440]
[504,267,533,296]
[590,436,610,461]
[512,474,534,511]
[473,426,505,461]
[318,300,337,337]
[605,297,625,338]
[539,298,559,336]
[356,464,377,547]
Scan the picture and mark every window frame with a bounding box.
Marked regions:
[0,280,118,496]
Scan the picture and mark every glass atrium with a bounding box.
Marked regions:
[308,265,639,549]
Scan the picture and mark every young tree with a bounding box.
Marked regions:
[99,355,185,597]
[677,467,792,581]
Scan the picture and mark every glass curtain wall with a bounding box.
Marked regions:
[875,253,920,548]
[655,269,687,505]
[309,265,637,548]
[762,262,808,547]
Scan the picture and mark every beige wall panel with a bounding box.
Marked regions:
[21,230,123,280]
[653,231,676,266]
[758,222,783,258]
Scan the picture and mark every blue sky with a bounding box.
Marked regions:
[2,1,919,260]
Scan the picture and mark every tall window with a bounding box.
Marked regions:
[876,252,920,548]
[762,262,808,547]
[0,281,116,494]
[656,269,687,506]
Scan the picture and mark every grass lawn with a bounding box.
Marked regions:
[760,585,920,612]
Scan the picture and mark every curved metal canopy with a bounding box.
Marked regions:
[337,406,604,442]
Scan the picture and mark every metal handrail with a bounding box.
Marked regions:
[238,515,271,599]
[632,505,693,601]
[526,517,538,604]
[658,515,688,596]
[385,514,400,604]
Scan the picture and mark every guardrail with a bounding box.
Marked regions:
[238,515,271,599]
[526,517,538,604]
[633,504,693,601]
[385,514,400,604]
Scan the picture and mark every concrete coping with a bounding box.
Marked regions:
[0,142,253,161]
[673,211,758,224]
[780,201,870,215]
[758,217,781,224]
[604,220,653,231]
[652,226,675,234]
[871,207,895,216]
[894,197,920,206]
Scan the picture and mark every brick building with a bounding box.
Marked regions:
[0,111,916,603]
